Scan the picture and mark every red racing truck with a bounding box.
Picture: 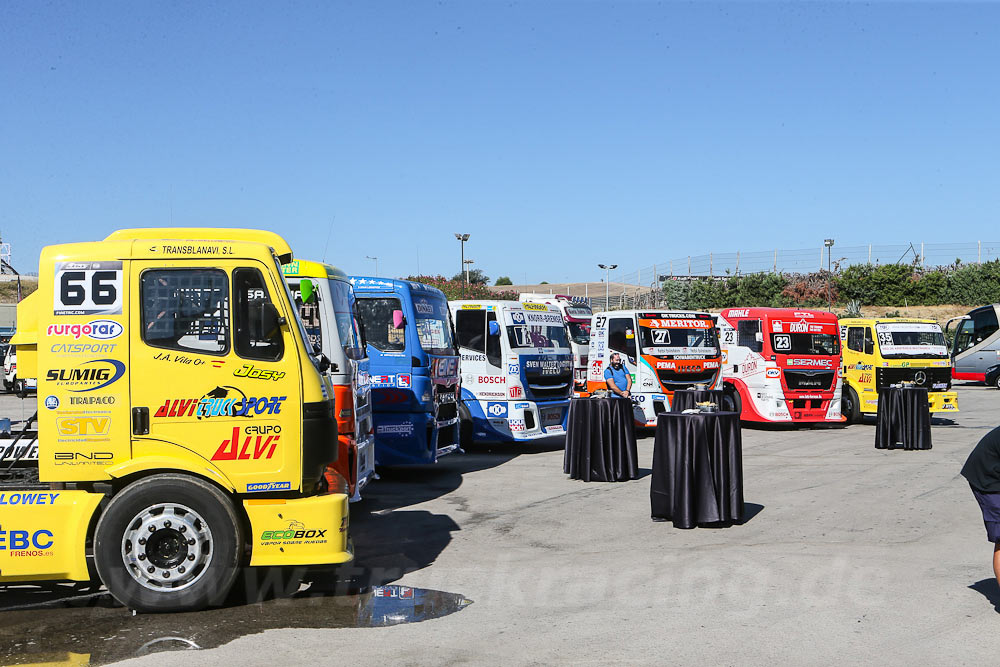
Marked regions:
[717,307,844,423]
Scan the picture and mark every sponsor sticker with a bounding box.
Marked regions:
[487,402,508,417]
[46,320,123,340]
[45,359,126,392]
[44,395,59,410]
[247,481,292,492]
[234,364,286,381]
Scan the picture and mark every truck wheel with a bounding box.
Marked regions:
[724,388,742,417]
[94,473,243,613]
[458,402,474,447]
[842,386,861,424]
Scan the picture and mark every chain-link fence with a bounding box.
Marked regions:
[610,241,1000,289]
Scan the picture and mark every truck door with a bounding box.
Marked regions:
[129,262,302,492]
[607,316,637,374]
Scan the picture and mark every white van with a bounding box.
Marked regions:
[3,348,36,396]
[450,300,574,442]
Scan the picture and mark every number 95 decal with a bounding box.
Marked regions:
[53,261,123,316]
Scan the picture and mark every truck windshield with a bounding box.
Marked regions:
[875,323,948,358]
[328,279,363,355]
[413,294,454,355]
[566,321,591,345]
[506,325,570,350]
[638,319,717,356]
[771,333,840,356]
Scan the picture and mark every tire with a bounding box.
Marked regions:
[94,473,243,613]
[458,402,474,447]
[842,385,861,424]
[725,387,743,418]
[994,375,1000,390]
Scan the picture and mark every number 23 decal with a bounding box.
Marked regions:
[53,261,123,316]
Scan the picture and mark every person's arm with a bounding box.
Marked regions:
[624,372,632,395]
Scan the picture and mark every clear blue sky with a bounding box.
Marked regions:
[2,1,998,282]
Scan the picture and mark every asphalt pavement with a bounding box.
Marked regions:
[1,385,998,665]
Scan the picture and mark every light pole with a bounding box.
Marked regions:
[598,263,618,307]
[455,233,470,298]
[464,258,474,287]
[365,255,379,277]
[824,239,834,310]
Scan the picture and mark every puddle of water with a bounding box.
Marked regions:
[0,582,472,666]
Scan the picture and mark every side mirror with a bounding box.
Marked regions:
[755,331,764,343]
[251,301,284,339]
[299,279,317,304]
[392,309,405,329]
[345,345,365,361]
[488,321,500,336]
[864,338,874,355]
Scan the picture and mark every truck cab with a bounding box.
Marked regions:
[519,294,592,395]
[283,259,375,499]
[349,277,461,465]
[0,229,352,613]
[839,317,958,422]
[587,309,722,425]
[717,307,843,423]
[450,300,573,441]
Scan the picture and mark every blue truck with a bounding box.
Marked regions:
[349,277,461,465]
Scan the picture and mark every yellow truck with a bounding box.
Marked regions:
[0,229,352,612]
[838,317,958,422]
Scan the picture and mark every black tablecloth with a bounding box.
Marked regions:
[670,389,734,413]
[563,397,639,482]
[651,411,744,527]
[875,387,932,450]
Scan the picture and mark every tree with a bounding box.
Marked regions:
[451,268,489,285]
[494,276,513,286]
[540,281,549,285]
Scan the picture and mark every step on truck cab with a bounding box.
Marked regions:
[519,294,592,396]
[0,229,351,613]
[283,259,375,499]
[717,307,843,423]
[349,277,461,465]
[839,317,958,422]
[945,304,1000,382]
[451,300,573,441]
[587,309,723,425]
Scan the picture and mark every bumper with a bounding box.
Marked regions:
[246,493,352,567]
[373,411,459,466]
[472,400,569,442]
[0,490,102,583]
[929,390,959,413]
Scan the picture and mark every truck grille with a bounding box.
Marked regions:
[783,370,834,391]
[526,370,573,400]
[876,367,951,390]
[655,368,718,389]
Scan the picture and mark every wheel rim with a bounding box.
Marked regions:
[120,503,213,592]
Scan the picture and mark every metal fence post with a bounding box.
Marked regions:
[868,244,872,263]
[773,249,777,273]
[979,240,982,264]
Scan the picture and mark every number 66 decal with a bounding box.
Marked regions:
[53,261,123,316]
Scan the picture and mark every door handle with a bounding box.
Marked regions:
[132,407,149,435]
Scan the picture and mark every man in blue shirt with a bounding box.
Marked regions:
[603,352,632,398]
